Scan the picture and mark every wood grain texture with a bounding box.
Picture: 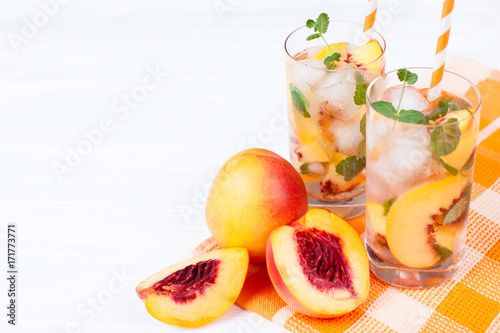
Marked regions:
[0,0,498,332]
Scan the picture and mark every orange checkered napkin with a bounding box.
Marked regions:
[192,58,500,333]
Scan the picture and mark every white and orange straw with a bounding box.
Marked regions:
[428,0,456,102]
[363,0,379,38]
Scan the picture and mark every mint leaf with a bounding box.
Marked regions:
[300,163,311,175]
[316,13,329,34]
[382,197,397,216]
[305,13,332,56]
[461,151,476,171]
[438,99,458,112]
[427,98,471,122]
[430,118,461,156]
[437,156,458,176]
[360,113,366,137]
[289,83,310,118]
[397,68,418,85]
[306,19,316,29]
[397,68,408,82]
[372,101,396,119]
[426,107,449,121]
[434,243,453,261]
[439,97,471,110]
[443,188,470,225]
[463,183,472,200]
[324,52,341,69]
[336,156,365,182]
[356,139,366,160]
[306,33,321,41]
[355,72,365,85]
[396,110,428,124]
[354,84,368,106]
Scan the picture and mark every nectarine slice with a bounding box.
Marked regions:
[310,42,349,62]
[386,175,468,268]
[296,141,330,162]
[136,248,249,328]
[366,200,387,238]
[267,208,369,318]
[346,40,384,72]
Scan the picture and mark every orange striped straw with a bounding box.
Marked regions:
[428,0,455,102]
[363,0,379,38]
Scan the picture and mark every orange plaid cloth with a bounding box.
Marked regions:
[192,59,500,333]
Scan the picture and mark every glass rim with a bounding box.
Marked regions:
[284,20,387,72]
[366,67,482,128]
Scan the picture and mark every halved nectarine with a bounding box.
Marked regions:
[266,208,369,318]
[136,248,249,328]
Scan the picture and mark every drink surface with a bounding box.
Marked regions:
[365,85,477,269]
[286,40,385,201]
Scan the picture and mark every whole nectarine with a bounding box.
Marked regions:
[205,148,309,263]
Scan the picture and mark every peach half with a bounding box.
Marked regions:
[266,208,370,318]
[206,148,309,263]
[136,248,249,328]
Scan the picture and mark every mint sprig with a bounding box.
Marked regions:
[394,68,418,116]
[289,83,310,118]
[371,68,429,125]
[305,13,339,69]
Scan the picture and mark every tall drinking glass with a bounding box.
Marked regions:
[365,68,481,288]
[285,21,386,219]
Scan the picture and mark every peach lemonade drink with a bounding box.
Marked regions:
[285,14,385,216]
[365,68,481,288]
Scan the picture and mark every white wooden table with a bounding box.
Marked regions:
[0,1,498,332]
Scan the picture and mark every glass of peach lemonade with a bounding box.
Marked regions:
[365,68,481,288]
[285,15,386,219]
